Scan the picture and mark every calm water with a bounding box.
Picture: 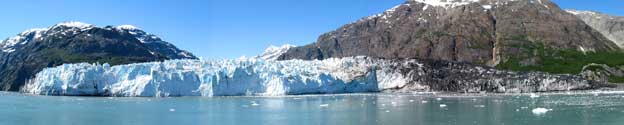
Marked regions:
[1,92,624,125]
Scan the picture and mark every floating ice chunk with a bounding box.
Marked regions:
[474,105,485,108]
[436,98,442,101]
[422,101,428,103]
[409,100,415,102]
[440,104,447,108]
[529,93,540,98]
[251,101,260,106]
[532,108,552,115]
[169,108,176,112]
[320,104,329,107]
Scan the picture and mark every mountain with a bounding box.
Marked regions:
[567,10,624,48]
[0,21,196,91]
[254,44,295,60]
[21,57,599,97]
[278,0,620,68]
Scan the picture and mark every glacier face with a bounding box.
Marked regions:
[21,57,385,97]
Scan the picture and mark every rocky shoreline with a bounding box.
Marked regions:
[375,58,613,93]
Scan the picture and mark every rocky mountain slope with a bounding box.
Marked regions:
[279,0,620,67]
[563,10,624,84]
[22,57,601,97]
[567,10,624,48]
[0,22,196,91]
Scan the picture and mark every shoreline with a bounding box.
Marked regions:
[6,86,624,98]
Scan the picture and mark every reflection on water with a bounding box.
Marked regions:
[1,92,624,125]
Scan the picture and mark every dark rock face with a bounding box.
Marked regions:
[0,22,196,91]
[376,58,607,93]
[279,0,619,66]
[568,10,624,48]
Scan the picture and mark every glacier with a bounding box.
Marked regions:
[21,56,602,97]
[21,57,391,97]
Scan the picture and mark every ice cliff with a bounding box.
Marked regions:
[21,57,381,96]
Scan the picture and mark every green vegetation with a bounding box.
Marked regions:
[608,75,624,83]
[496,35,624,75]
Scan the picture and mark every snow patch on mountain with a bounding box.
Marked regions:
[412,0,479,8]
[411,0,549,9]
[1,28,47,53]
[255,44,296,60]
[2,21,98,53]
[115,25,140,30]
[357,0,552,27]
[566,10,597,16]
[53,21,95,29]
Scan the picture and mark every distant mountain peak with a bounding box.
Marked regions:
[256,44,296,60]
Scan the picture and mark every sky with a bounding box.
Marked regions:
[0,0,622,59]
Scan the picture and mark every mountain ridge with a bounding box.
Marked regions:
[0,21,197,91]
[278,0,620,67]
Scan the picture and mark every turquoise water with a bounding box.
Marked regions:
[1,92,624,125]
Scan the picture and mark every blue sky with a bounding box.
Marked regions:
[0,0,622,59]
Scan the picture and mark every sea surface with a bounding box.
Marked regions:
[1,91,624,125]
